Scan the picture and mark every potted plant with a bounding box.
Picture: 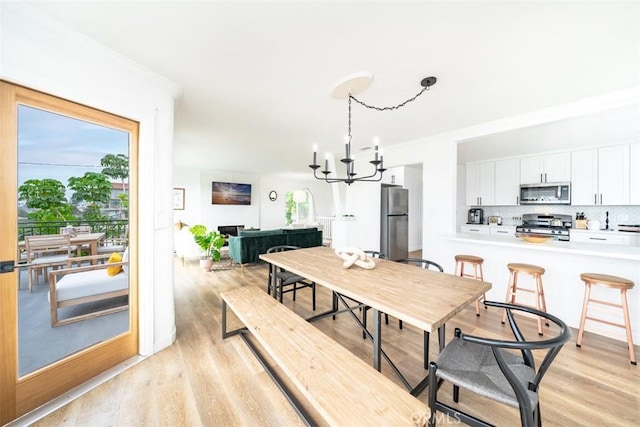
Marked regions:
[189,224,226,270]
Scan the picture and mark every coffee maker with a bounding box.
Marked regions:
[468,208,484,224]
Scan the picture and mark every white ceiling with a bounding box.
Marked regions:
[24,1,640,176]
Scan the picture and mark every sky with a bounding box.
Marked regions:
[17,105,129,199]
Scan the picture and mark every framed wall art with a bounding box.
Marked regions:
[173,187,185,210]
[211,181,252,205]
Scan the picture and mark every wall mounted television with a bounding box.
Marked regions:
[211,181,252,205]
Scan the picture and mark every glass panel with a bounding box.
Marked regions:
[17,105,130,377]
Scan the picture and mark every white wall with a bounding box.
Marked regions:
[173,168,336,232]
[1,3,180,355]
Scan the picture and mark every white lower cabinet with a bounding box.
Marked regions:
[570,231,632,245]
[460,225,490,235]
[490,226,516,237]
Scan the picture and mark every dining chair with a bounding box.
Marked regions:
[266,245,316,310]
[24,234,72,293]
[427,301,571,427]
[97,225,129,256]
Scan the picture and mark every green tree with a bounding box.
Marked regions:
[285,191,296,225]
[68,172,112,220]
[18,178,75,222]
[101,153,129,217]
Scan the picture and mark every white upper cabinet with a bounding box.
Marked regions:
[520,152,570,184]
[494,158,520,206]
[381,166,404,186]
[465,161,495,206]
[571,145,629,205]
[630,143,640,205]
[571,149,599,205]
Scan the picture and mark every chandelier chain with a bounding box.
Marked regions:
[349,86,429,112]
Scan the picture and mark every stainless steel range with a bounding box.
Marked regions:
[516,213,573,241]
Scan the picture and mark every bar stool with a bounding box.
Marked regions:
[576,273,636,365]
[454,254,486,316]
[502,263,548,335]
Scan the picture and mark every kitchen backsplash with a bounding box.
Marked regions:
[481,205,640,228]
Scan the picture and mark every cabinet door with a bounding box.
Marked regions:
[494,158,520,205]
[460,225,490,234]
[478,161,495,205]
[571,148,598,205]
[571,232,631,245]
[520,156,544,184]
[631,143,640,205]
[543,152,571,182]
[381,166,404,186]
[598,145,629,205]
[465,163,480,205]
[466,161,494,206]
[490,227,515,236]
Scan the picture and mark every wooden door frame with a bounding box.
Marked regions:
[0,81,139,423]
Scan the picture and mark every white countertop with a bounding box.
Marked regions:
[447,232,640,261]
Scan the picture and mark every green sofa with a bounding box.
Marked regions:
[228,227,323,264]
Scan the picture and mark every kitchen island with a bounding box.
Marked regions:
[434,232,640,343]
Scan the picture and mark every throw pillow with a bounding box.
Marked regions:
[107,252,123,276]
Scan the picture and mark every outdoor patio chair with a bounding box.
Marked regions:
[24,234,72,293]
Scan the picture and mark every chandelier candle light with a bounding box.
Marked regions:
[310,73,437,185]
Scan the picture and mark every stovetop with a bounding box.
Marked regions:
[618,224,640,232]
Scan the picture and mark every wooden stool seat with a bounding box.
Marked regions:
[455,254,484,264]
[577,273,636,365]
[503,262,548,335]
[580,273,634,289]
[507,263,545,275]
[455,254,485,316]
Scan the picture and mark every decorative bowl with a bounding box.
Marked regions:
[519,234,552,244]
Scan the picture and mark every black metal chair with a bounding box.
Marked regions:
[428,301,571,427]
[266,245,316,310]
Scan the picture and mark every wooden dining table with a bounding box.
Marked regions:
[259,245,492,396]
[19,232,106,264]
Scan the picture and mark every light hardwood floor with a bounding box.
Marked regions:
[33,257,639,426]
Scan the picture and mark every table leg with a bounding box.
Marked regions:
[438,324,446,352]
[90,241,98,265]
[373,309,381,372]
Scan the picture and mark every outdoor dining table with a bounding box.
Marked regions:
[19,232,106,265]
[259,245,492,396]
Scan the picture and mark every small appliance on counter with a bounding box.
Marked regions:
[487,216,503,225]
[515,213,572,241]
[467,208,484,224]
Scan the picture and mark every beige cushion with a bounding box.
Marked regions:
[50,269,128,302]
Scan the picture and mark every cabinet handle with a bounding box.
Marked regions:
[496,230,509,234]
[589,237,607,241]
[540,173,543,183]
[594,193,597,204]
[600,194,603,205]
[479,197,482,205]
[544,173,547,183]
[516,196,519,205]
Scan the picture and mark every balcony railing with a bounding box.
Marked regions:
[18,219,128,241]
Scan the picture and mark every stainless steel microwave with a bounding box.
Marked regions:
[519,182,571,205]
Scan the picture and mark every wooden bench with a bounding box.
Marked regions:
[221,285,429,426]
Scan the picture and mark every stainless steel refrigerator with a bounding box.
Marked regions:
[380,186,409,261]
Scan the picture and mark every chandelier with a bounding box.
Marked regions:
[309,73,437,185]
